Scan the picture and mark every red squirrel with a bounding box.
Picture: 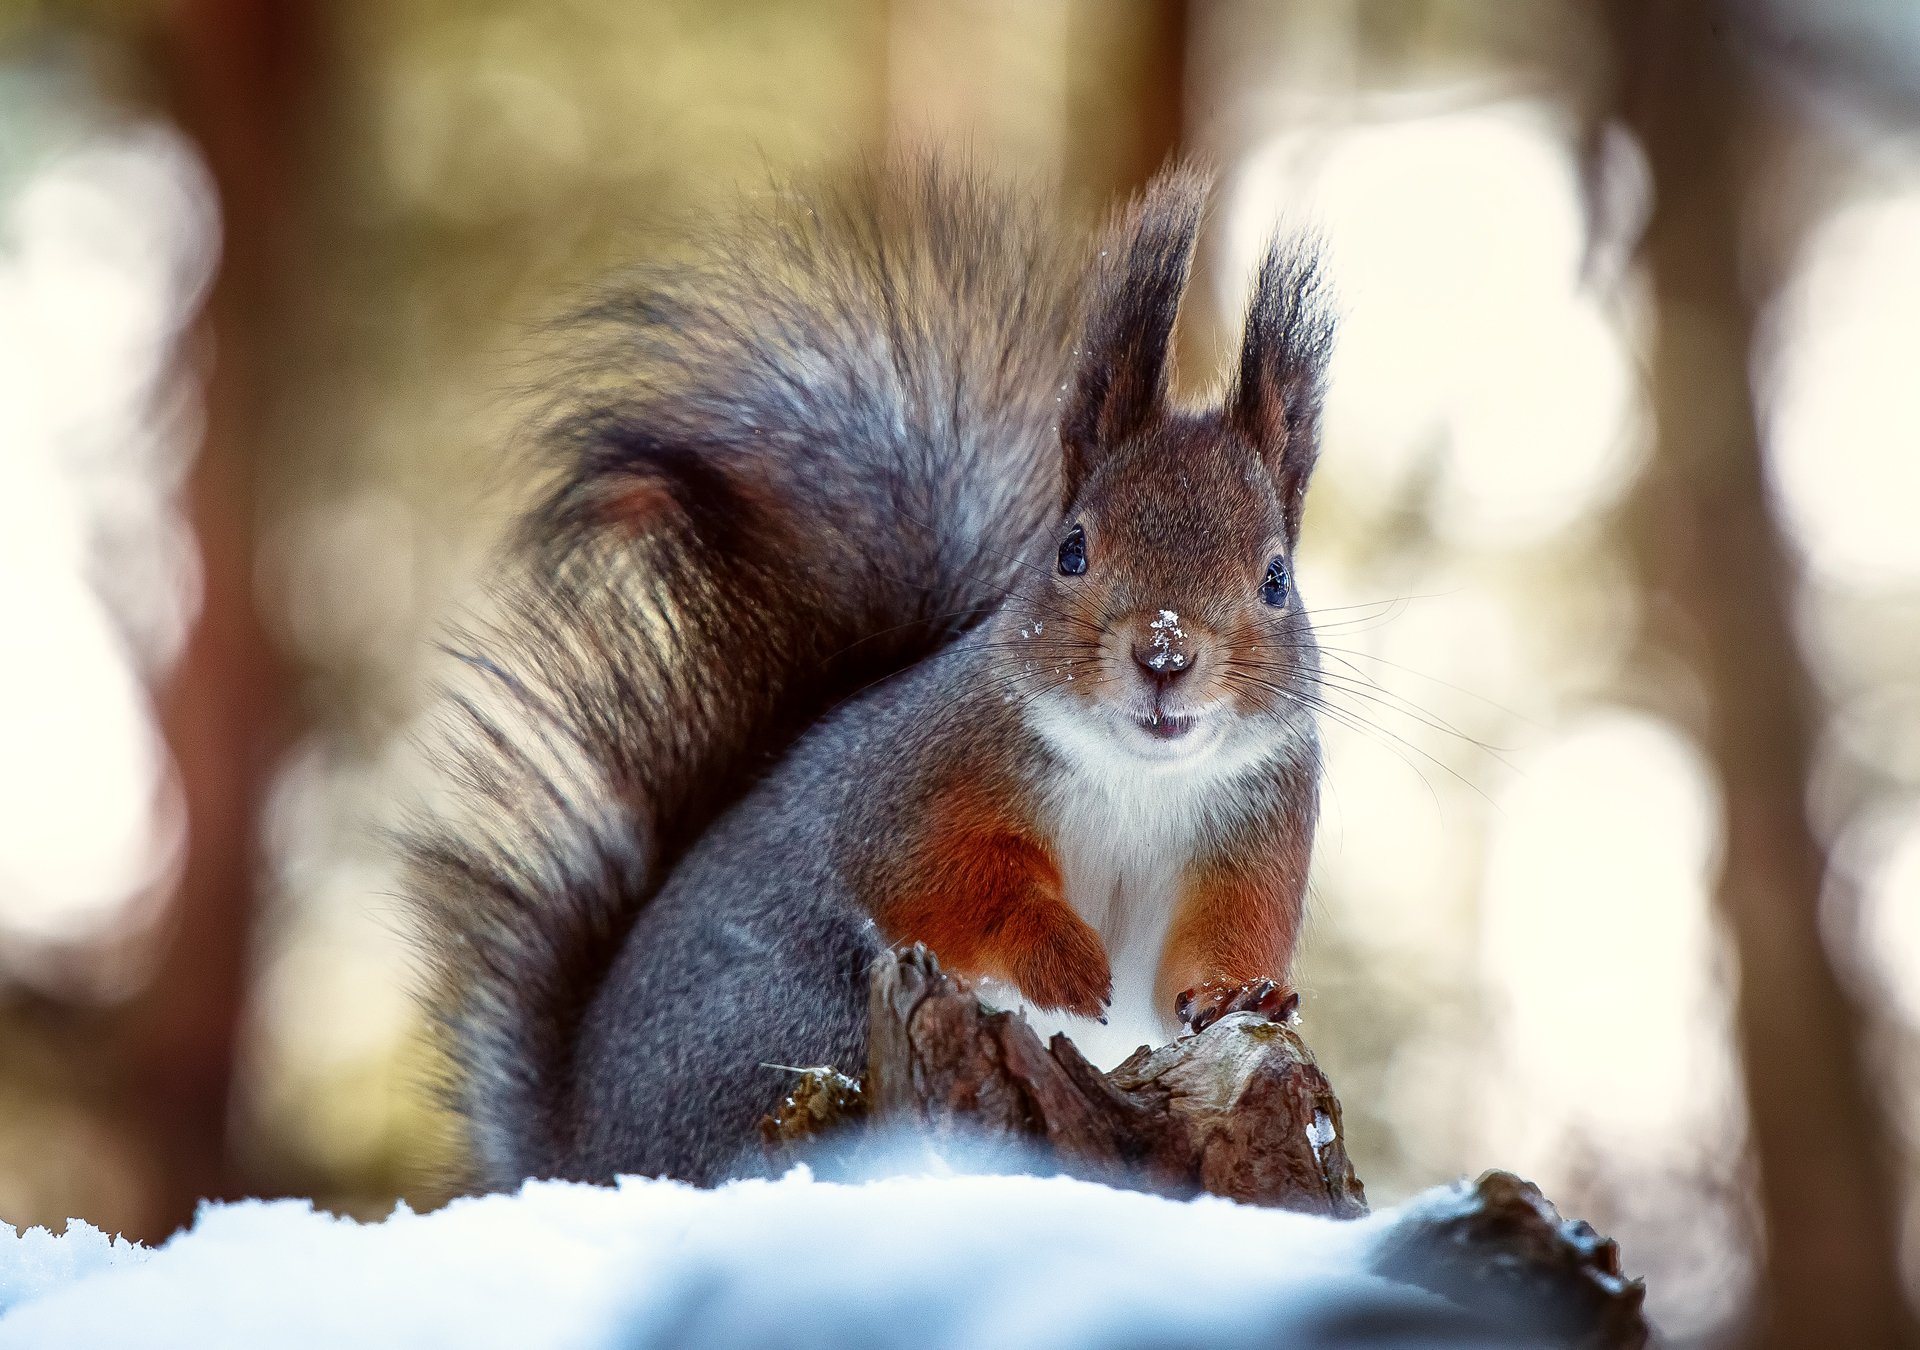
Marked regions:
[408,157,1333,1187]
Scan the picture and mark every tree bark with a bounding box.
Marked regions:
[861,943,1365,1214]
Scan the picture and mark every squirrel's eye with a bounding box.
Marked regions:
[1260,556,1290,608]
[1058,524,1088,577]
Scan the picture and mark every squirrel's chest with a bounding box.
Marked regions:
[1050,782,1195,962]
[1021,771,1217,1068]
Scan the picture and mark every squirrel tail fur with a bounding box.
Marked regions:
[406,157,1162,1183]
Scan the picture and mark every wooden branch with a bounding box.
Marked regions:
[1373,1171,1648,1350]
[868,945,1365,1214]
[764,946,1646,1346]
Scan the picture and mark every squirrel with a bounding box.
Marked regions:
[406,156,1334,1189]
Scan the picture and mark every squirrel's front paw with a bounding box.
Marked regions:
[1176,977,1298,1034]
[1009,918,1112,1021]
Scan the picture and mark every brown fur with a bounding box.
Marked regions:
[875,780,1111,1017]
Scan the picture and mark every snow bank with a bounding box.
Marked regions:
[0,1219,146,1318]
[0,1169,1502,1349]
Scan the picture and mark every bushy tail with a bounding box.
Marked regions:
[404,157,1092,1184]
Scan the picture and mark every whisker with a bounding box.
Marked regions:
[1314,644,1536,724]
[1217,667,1493,807]
[1266,665,1518,763]
[1216,670,1444,812]
[1298,589,1463,619]
[1307,653,1520,750]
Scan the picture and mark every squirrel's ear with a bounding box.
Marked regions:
[1232,240,1334,547]
[1061,167,1207,503]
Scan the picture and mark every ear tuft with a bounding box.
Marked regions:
[1060,166,1209,503]
[1234,239,1334,546]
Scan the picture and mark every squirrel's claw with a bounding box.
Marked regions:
[1177,977,1298,1034]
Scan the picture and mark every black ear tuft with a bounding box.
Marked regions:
[1060,166,1208,503]
[1234,240,1335,546]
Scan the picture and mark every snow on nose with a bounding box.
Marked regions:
[1132,609,1191,678]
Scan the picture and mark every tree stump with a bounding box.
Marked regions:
[764,946,1647,1347]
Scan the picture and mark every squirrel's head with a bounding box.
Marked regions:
[1004,168,1334,769]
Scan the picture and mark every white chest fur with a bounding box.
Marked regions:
[975,701,1277,1069]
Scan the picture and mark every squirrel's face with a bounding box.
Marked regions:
[1006,167,1333,769]
[1004,420,1320,768]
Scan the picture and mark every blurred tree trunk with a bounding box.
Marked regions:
[885,0,1187,205]
[114,0,316,1239]
[1067,0,1188,199]
[1605,6,1913,1347]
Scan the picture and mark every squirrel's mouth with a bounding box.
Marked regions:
[1133,711,1198,741]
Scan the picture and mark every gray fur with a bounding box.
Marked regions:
[405,158,1088,1186]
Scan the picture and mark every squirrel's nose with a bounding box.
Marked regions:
[1132,642,1191,681]
[1132,612,1195,684]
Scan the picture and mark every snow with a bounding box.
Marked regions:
[0,1220,146,1317]
[1307,1110,1338,1162]
[1146,610,1186,671]
[0,1168,1484,1349]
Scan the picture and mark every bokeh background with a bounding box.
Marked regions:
[2,2,1917,1346]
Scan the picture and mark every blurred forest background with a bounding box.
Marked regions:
[1,1,1918,1346]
